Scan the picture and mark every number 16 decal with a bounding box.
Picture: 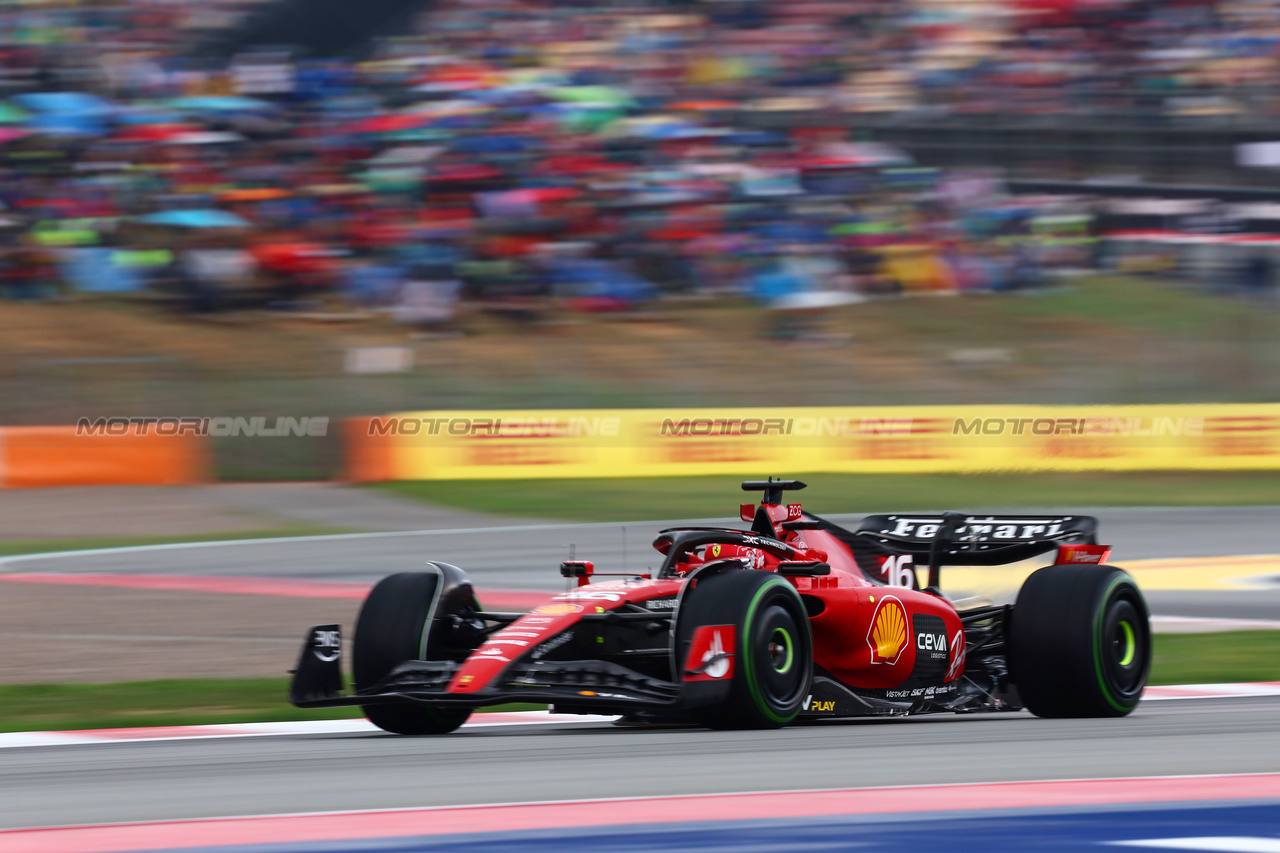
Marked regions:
[880,555,916,589]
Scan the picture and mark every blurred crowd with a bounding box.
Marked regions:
[10,0,1279,316]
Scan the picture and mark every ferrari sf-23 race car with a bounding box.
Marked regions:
[290,479,1151,733]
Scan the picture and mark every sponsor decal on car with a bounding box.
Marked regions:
[534,603,583,616]
[885,682,958,699]
[705,543,766,569]
[867,595,909,666]
[475,647,511,663]
[802,697,836,712]
[531,631,574,660]
[683,625,736,681]
[878,554,915,588]
[878,517,1072,541]
[643,597,678,610]
[311,627,341,663]
[909,613,950,684]
[555,590,624,602]
[1056,544,1113,564]
[916,627,947,656]
[946,628,966,682]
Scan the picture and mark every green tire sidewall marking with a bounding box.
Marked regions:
[1092,573,1136,712]
[742,577,803,723]
[1118,620,1136,667]
[771,626,795,674]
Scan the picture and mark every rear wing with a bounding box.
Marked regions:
[811,512,1101,591]
[853,513,1097,562]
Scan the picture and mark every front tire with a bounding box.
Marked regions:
[679,570,812,730]
[353,569,474,735]
[1008,564,1151,718]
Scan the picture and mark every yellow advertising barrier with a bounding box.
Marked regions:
[346,404,1280,481]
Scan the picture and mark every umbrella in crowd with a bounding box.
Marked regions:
[548,85,635,107]
[114,106,185,126]
[219,188,292,203]
[171,131,246,145]
[136,210,252,229]
[169,96,275,114]
[0,103,30,124]
[14,92,115,136]
[0,0,1154,312]
[116,123,201,143]
[14,92,115,116]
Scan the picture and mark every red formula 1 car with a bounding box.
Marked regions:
[290,479,1151,733]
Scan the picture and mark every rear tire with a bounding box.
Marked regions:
[353,569,474,735]
[1008,564,1150,718]
[679,570,812,730]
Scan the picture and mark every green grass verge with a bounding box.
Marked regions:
[377,472,1280,523]
[0,678,542,733]
[0,526,356,560]
[1,632,1272,731]
[1150,631,1280,686]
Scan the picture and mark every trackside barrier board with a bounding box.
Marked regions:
[345,405,1280,480]
[0,426,208,488]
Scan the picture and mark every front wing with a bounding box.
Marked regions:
[289,625,703,712]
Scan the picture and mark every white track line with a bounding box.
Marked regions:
[1143,683,1280,701]
[0,517,739,570]
[2,685,1277,750]
[1113,839,1280,852]
[0,712,619,749]
[1151,616,1280,633]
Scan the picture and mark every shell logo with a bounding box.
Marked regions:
[534,603,583,616]
[867,595,909,666]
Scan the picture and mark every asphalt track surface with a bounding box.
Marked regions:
[2,696,1278,830]
[3,506,1278,618]
[1,508,1278,837]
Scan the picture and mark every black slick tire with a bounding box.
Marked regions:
[679,569,812,730]
[353,571,472,735]
[1008,564,1151,718]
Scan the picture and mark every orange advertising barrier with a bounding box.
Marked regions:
[0,427,210,488]
[342,417,397,483]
